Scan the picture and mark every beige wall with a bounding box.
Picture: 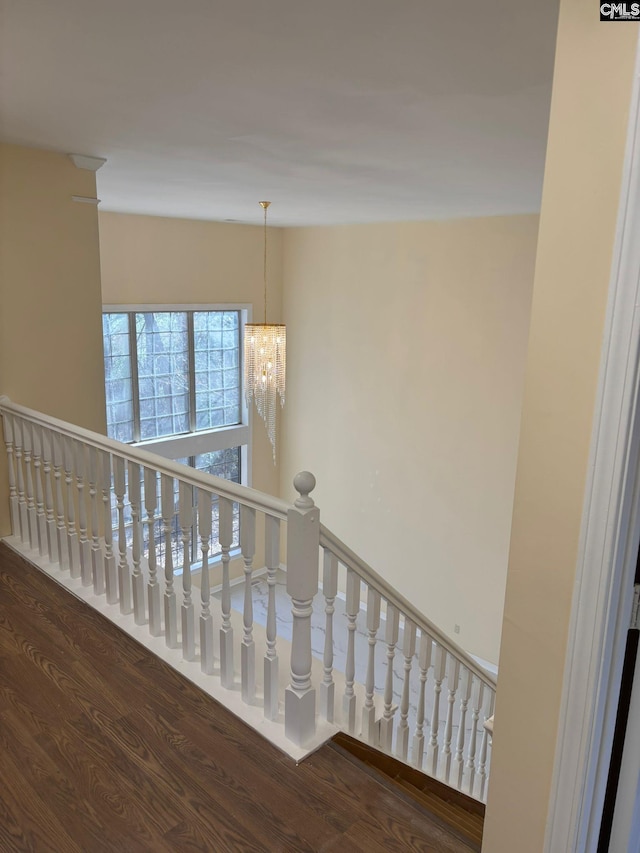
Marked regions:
[0,144,106,536]
[482,8,637,853]
[98,211,284,500]
[281,215,538,664]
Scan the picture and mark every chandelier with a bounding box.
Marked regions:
[244,201,286,463]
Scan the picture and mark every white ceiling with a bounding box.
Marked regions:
[0,0,559,226]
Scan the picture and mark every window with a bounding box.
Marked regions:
[103,309,243,446]
[102,306,250,562]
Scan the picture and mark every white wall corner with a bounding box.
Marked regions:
[544,31,640,853]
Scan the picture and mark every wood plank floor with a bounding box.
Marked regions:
[0,542,478,853]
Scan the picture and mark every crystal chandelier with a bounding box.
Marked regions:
[244,201,286,463]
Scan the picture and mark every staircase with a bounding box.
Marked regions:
[0,396,496,811]
[332,732,484,850]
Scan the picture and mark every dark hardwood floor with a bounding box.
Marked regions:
[0,541,478,852]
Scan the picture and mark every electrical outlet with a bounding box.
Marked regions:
[454,624,460,634]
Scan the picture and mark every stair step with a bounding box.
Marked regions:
[394,778,484,845]
[330,732,484,851]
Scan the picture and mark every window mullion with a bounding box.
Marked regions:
[130,312,141,443]
[188,311,196,433]
[235,309,242,426]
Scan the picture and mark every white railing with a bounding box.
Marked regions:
[0,397,496,800]
[318,526,496,800]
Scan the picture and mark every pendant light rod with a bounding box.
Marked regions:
[260,201,270,323]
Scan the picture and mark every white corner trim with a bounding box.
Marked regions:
[545,33,640,853]
[71,195,101,205]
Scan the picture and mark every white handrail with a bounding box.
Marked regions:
[0,397,290,520]
[319,524,497,690]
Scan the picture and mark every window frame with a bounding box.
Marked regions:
[102,303,252,487]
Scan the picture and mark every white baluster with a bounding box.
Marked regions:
[74,441,91,585]
[87,447,103,594]
[161,473,177,648]
[114,455,132,613]
[128,461,145,624]
[264,514,280,720]
[465,678,485,796]
[439,657,460,784]
[179,480,195,661]
[240,504,256,704]
[343,568,360,734]
[145,467,162,636]
[477,689,495,802]
[31,424,47,555]
[41,429,58,563]
[320,549,338,723]
[453,668,473,789]
[14,418,28,542]
[362,586,381,744]
[379,602,399,752]
[412,630,433,768]
[23,422,37,550]
[397,618,417,762]
[64,436,80,576]
[52,433,69,569]
[427,644,447,776]
[218,496,234,688]
[285,472,320,748]
[101,451,118,604]
[2,413,20,537]
[198,489,214,674]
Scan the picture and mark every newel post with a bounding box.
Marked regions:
[285,471,320,747]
